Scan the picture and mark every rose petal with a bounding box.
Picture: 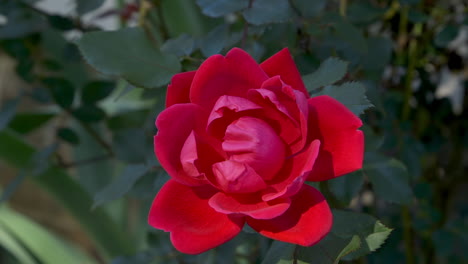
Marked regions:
[248,88,300,152]
[180,131,204,179]
[190,48,268,110]
[257,76,309,153]
[148,180,244,254]
[262,139,320,201]
[306,95,364,181]
[260,48,309,97]
[166,71,196,107]
[247,185,332,246]
[207,95,263,139]
[209,192,291,219]
[155,104,210,186]
[223,116,285,180]
[212,160,267,193]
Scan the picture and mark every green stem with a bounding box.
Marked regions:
[396,5,408,65]
[339,0,347,17]
[79,122,114,157]
[402,38,417,120]
[402,206,415,264]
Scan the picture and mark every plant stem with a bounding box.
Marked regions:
[56,154,112,168]
[402,24,420,120]
[292,245,299,264]
[79,122,115,157]
[402,206,415,264]
[339,0,347,17]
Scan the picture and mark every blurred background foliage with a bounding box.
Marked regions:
[0,0,466,263]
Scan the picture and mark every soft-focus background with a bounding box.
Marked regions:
[0,0,466,263]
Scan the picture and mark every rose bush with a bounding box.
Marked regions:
[148,48,364,254]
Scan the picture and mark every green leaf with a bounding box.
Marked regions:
[330,17,368,55]
[328,170,364,205]
[47,15,75,31]
[243,0,293,25]
[114,128,149,163]
[364,153,413,204]
[82,81,116,104]
[261,241,295,264]
[0,9,46,39]
[290,0,326,18]
[196,0,249,17]
[200,24,230,57]
[42,78,75,109]
[303,57,348,92]
[0,97,19,131]
[434,25,459,48]
[57,127,80,145]
[303,234,357,263]
[0,206,97,264]
[76,0,105,15]
[0,221,37,264]
[161,0,211,37]
[261,211,391,263]
[316,82,373,116]
[107,109,149,130]
[161,34,195,57]
[331,210,393,260]
[76,27,181,89]
[0,131,33,167]
[72,105,106,123]
[335,235,361,262]
[348,2,385,24]
[93,164,149,208]
[8,113,54,134]
[262,234,358,264]
[362,37,393,73]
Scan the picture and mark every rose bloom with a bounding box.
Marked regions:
[148,48,364,254]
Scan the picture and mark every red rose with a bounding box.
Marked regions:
[148,48,364,254]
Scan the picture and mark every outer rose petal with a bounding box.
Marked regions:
[247,185,332,246]
[260,48,309,97]
[307,95,364,181]
[190,48,268,109]
[209,192,291,219]
[148,180,244,254]
[155,104,210,186]
[166,71,196,107]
